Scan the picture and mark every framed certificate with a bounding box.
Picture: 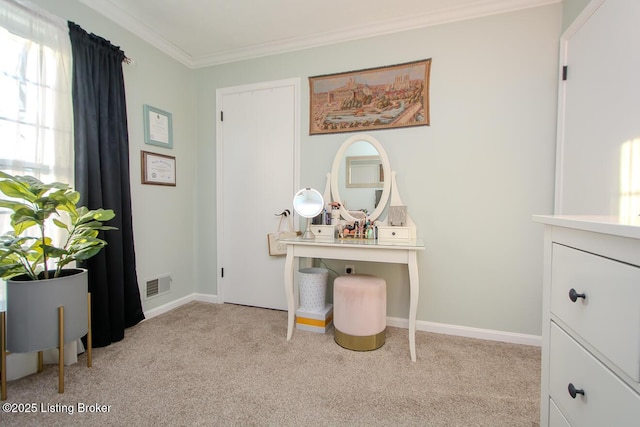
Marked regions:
[143,104,173,149]
[141,151,176,186]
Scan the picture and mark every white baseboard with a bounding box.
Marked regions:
[193,293,219,304]
[143,293,541,347]
[143,293,220,320]
[387,316,541,347]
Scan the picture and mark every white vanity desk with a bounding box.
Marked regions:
[282,237,425,362]
[286,133,424,361]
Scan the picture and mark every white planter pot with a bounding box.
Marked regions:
[6,268,88,353]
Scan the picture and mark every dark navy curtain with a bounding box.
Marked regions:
[68,21,144,347]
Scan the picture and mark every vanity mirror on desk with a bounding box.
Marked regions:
[282,133,424,362]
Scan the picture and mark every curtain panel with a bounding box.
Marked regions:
[68,22,144,347]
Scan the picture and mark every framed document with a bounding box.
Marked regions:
[141,151,176,186]
[143,104,173,149]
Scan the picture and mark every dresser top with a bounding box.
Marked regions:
[533,215,640,239]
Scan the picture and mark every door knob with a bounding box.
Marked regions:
[569,288,586,302]
[568,383,585,398]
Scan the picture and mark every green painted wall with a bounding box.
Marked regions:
[562,0,594,31]
[27,0,199,311]
[26,1,563,336]
[195,4,562,336]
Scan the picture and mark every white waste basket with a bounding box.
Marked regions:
[298,267,329,312]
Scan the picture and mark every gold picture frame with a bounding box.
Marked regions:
[309,59,431,135]
[141,151,176,186]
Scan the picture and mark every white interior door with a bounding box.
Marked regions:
[556,0,640,215]
[216,79,299,310]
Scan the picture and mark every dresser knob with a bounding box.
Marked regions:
[568,383,585,398]
[569,288,586,302]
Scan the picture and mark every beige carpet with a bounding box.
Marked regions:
[1,302,540,426]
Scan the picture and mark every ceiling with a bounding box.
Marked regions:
[78,0,556,68]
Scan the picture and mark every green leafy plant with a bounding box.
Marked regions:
[0,172,116,281]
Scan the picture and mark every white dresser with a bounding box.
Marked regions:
[533,215,640,426]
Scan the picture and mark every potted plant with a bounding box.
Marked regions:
[0,171,116,354]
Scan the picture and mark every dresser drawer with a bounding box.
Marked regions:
[549,398,571,427]
[377,226,410,240]
[550,243,640,381]
[549,324,640,426]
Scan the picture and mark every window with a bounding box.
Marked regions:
[0,0,73,305]
[620,138,640,220]
[0,0,73,183]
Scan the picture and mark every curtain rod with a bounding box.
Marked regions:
[4,2,134,65]
[7,0,67,30]
[67,21,132,65]
[7,1,134,65]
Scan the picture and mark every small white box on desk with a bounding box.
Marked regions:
[296,304,333,333]
[377,226,412,240]
[310,225,336,239]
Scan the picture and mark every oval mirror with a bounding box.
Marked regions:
[330,134,391,223]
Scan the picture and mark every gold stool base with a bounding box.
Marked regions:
[334,328,385,351]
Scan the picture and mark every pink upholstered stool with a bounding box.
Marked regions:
[333,274,386,351]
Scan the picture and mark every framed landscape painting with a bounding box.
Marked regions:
[309,59,431,135]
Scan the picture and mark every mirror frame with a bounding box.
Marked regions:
[345,155,384,188]
[292,187,324,218]
[330,133,391,223]
[293,187,324,240]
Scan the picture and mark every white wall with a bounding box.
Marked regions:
[196,4,562,336]
[27,0,199,313]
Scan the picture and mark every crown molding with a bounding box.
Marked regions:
[80,0,560,69]
[78,0,194,67]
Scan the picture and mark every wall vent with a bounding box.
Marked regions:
[145,274,171,299]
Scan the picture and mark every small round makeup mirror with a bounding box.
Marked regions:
[293,188,324,239]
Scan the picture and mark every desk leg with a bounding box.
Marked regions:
[1,311,6,400]
[408,251,419,362]
[284,246,295,341]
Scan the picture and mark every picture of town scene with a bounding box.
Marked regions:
[309,59,431,135]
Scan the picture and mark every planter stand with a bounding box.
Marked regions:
[0,293,92,400]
